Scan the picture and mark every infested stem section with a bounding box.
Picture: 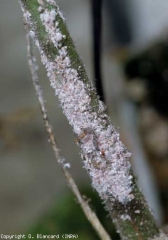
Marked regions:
[20,0,166,239]
[22,0,133,207]
[26,29,112,240]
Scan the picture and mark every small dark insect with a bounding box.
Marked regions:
[100,148,105,157]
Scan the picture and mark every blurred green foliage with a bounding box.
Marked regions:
[26,187,120,240]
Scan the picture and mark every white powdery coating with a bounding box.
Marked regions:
[40,9,65,48]
[40,9,63,48]
[38,0,44,6]
[64,163,71,169]
[135,210,140,214]
[46,0,56,5]
[23,4,134,204]
[120,214,131,221]
[151,233,168,240]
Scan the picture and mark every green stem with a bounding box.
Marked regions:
[19,0,167,239]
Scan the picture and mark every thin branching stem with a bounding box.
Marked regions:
[19,0,168,239]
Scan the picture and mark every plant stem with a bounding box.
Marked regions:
[20,0,167,239]
[26,26,112,240]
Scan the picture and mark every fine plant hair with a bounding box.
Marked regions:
[19,0,168,239]
[26,26,111,240]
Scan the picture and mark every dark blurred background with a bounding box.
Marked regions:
[0,0,168,238]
